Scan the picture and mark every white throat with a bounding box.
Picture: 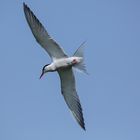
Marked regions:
[45,63,56,72]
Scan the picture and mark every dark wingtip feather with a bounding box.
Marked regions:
[23,2,25,6]
[83,125,86,131]
[23,2,32,16]
[23,2,28,11]
[80,120,86,131]
[80,116,86,131]
[23,2,30,18]
[23,2,44,30]
[82,121,86,131]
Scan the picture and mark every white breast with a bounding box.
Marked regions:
[52,57,83,70]
[54,58,70,68]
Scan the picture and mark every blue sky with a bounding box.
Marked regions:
[0,0,140,140]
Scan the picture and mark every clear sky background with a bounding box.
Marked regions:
[0,0,140,140]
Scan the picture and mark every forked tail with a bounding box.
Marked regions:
[73,41,88,74]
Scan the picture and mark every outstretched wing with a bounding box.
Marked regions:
[58,68,85,130]
[23,3,67,60]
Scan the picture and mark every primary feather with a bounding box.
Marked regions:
[23,3,67,60]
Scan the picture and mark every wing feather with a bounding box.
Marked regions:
[58,68,85,130]
[23,3,67,60]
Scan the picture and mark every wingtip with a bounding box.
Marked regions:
[82,125,86,131]
[23,2,30,11]
[75,112,86,131]
[23,2,27,12]
[80,121,86,131]
[23,2,26,8]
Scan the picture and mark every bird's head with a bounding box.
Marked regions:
[40,64,49,79]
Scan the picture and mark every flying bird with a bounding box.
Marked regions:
[23,3,87,130]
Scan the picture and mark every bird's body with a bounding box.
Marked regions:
[23,3,87,130]
[46,57,83,71]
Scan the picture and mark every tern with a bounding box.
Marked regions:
[23,3,87,130]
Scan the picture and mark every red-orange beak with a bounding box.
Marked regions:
[39,72,44,79]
